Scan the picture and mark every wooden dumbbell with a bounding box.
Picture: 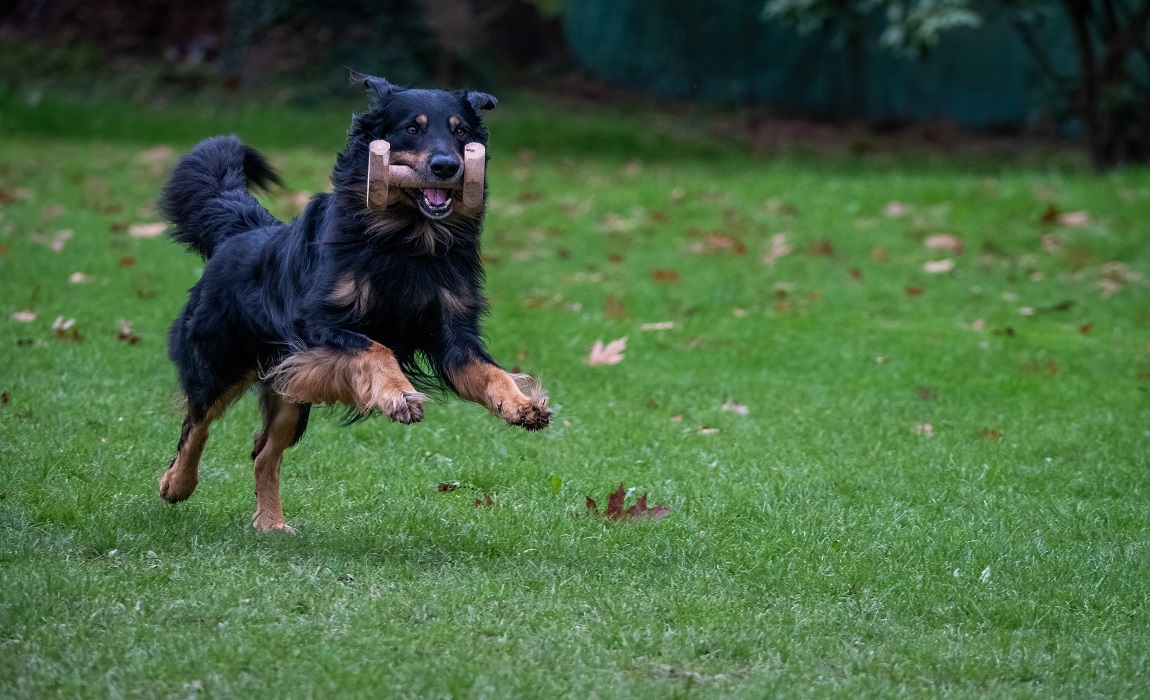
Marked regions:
[366,140,485,216]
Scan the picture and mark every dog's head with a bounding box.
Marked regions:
[349,72,496,221]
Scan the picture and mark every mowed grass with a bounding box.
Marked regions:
[1,88,1149,698]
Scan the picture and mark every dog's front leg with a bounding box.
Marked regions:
[267,336,425,422]
[448,359,550,431]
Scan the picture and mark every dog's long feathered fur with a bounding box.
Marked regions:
[156,74,550,531]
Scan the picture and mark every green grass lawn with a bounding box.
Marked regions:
[1,86,1149,698]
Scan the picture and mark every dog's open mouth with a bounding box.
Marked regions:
[414,188,453,219]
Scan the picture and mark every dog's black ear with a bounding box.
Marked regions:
[349,69,402,100]
[467,91,498,112]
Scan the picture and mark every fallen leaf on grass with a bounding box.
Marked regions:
[809,240,834,256]
[1058,211,1091,227]
[588,337,627,366]
[128,222,166,238]
[69,272,90,284]
[884,201,909,217]
[640,322,677,331]
[978,427,1004,439]
[286,192,312,216]
[652,269,680,282]
[474,493,494,508]
[924,234,964,254]
[1,391,9,405]
[438,482,458,492]
[31,229,73,252]
[117,320,141,345]
[697,426,720,435]
[923,259,955,274]
[11,310,37,323]
[871,247,888,262]
[119,256,136,268]
[51,316,82,342]
[605,296,627,319]
[138,145,175,175]
[914,422,934,437]
[586,483,671,521]
[1079,321,1094,334]
[0,187,31,204]
[905,285,924,296]
[762,234,792,266]
[721,400,749,414]
[1042,233,1063,253]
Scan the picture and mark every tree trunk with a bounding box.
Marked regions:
[1061,0,1150,170]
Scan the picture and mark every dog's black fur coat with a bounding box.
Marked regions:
[160,75,508,432]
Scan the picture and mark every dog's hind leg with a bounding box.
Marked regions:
[250,383,308,532]
[160,374,254,503]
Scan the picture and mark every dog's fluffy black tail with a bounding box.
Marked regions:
[159,135,283,259]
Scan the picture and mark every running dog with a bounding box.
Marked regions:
[157,73,550,531]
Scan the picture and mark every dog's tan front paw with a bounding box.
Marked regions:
[379,391,427,424]
[159,461,197,503]
[501,395,551,431]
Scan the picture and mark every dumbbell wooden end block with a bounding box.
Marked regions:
[366,139,486,216]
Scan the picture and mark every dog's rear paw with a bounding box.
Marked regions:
[384,391,427,424]
[159,461,197,503]
[252,514,297,534]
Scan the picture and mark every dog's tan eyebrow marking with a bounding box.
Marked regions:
[416,115,428,128]
[449,116,461,129]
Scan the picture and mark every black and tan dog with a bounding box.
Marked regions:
[157,73,550,532]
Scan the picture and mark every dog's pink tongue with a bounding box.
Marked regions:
[423,188,449,207]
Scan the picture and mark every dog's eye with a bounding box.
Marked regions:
[405,125,419,135]
[453,126,469,138]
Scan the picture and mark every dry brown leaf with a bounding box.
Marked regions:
[721,400,749,415]
[885,201,909,217]
[1059,211,1091,227]
[924,234,964,254]
[605,296,627,319]
[128,222,166,238]
[117,319,140,345]
[139,145,175,175]
[762,233,792,266]
[923,259,955,274]
[652,269,680,282]
[809,240,834,256]
[588,337,627,366]
[586,483,671,521]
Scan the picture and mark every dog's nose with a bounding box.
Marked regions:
[429,154,461,180]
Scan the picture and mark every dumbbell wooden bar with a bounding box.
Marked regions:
[367,140,486,216]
